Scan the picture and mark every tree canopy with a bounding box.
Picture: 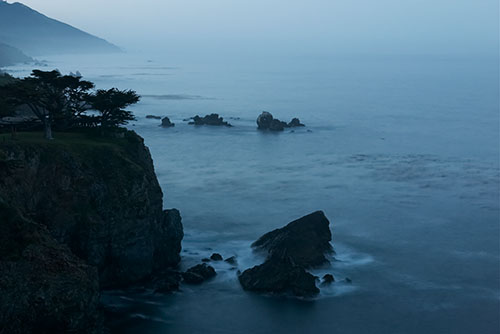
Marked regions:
[0,69,140,139]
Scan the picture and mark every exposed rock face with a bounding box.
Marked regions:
[182,263,216,284]
[161,116,175,127]
[239,255,319,297]
[0,131,183,288]
[256,112,306,131]
[0,130,184,330]
[0,200,100,334]
[188,114,232,127]
[239,211,333,297]
[252,211,332,268]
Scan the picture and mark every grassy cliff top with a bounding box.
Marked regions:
[0,130,151,174]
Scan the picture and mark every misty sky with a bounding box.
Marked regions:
[15,0,500,56]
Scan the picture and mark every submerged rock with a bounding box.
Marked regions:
[182,263,216,284]
[188,114,232,127]
[161,116,175,127]
[252,211,333,268]
[146,115,162,120]
[224,256,237,265]
[238,255,319,297]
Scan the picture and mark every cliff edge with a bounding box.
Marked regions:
[0,130,183,332]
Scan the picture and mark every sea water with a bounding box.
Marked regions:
[6,52,499,333]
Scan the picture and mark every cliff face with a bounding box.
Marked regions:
[0,130,183,331]
[0,200,100,334]
[0,131,183,287]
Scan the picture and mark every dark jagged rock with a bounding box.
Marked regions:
[238,255,319,297]
[252,211,333,268]
[188,113,232,127]
[152,270,182,294]
[0,130,184,288]
[201,258,211,262]
[322,274,335,284]
[269,119,287,131]
[210,253,223,261]
[146,115,161,120]
[239,211,333,297]
[224,256,237,265]
[288,118,305,127]
[182,264,216,284]
[0,200,100,334]
[256,112,305,131]
[161,116,175,127]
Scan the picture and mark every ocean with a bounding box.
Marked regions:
[6,51,499,333]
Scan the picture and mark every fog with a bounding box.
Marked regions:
[15,0,500,57]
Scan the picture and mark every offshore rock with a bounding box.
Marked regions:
[239,211,333,297]
[238,255,319,297]
[256,112,305,131]
[161,116,175,127]
[252,211,332,268]
[188,114,232,127]
[182,263,216,284]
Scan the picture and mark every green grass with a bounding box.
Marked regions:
[0,130,127,148]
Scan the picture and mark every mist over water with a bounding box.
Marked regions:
[7,50,499,333]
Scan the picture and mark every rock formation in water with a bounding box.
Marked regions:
[161,116,175,127]
[252,211,332,267]
[0,130,183,332]
[239,211,333,297]
[188,114,232,127]
[256,112,305,131]
[182,263,217,284]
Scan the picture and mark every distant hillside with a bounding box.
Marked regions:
[0,42,32,67]
[0,1,121,56]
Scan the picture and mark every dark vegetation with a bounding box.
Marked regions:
[0,69,140,139]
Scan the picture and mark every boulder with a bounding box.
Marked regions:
[182,263,216,284]
[188,114,232,127]
[256,112,305,131]
[238,255,319,297]
[224,256,237,265]
[269,119,287,131]
[256,111,274,130]
[152,270,182,294]
[210,253,223,261]
[288,118,305,127]
[252,211,333,268]
[146,115,162,120]
[322,274,335,284]
[161,116,175,127]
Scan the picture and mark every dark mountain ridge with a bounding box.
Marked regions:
[0,1,120,56]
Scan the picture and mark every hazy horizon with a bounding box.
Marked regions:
[10,0,500,57]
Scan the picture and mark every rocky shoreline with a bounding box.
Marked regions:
[0,130,339,332]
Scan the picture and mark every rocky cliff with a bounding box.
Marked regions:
[0,130,183,332]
